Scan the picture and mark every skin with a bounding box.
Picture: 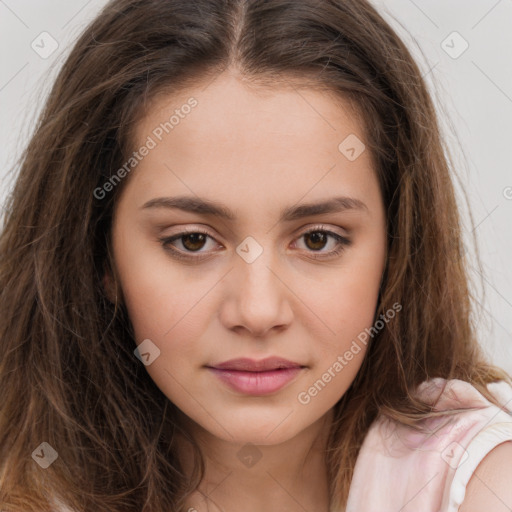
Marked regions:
[459,441,512,511]
[108,69,387,512]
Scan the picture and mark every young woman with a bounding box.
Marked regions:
[1,1,511,511]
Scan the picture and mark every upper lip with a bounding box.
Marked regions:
[207,357,305,372]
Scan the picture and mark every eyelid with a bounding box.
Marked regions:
[160,223,348,243]
[159,223,351,261]
[292,223,349,238]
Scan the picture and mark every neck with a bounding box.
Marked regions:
[177,409,334,512]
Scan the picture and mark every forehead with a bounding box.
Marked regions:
[135,71,366,153]
[125,71,379,216]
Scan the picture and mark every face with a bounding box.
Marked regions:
[109,71,387,447]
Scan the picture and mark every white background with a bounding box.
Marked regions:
[0,0,511,373]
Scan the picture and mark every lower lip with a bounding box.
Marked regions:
[207,367,304,395]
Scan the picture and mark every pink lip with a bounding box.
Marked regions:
[206,357,306,395]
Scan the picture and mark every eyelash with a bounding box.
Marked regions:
[158,225,352,262]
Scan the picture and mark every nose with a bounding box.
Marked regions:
[218,245,294,338]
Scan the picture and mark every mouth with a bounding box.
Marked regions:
[205,357,307,395]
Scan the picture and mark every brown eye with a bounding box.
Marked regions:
[294,227,352,260]
[159,228,220,262]
[303,231,329,251]
[181,233,208,252]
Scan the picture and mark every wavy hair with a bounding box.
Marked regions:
[0,0,510,510]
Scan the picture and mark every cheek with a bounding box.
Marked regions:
[120,269,209,355]
[295,246,386,401]
[292,268,381,409]
[297,278,375,377]
[304,253,383,344]
[117,257,212,410]
[112,227,204,347]
[336,268,380,331]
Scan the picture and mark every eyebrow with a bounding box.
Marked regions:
[141,195,368,222]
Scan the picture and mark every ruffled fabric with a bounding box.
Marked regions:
[345,378,512,512]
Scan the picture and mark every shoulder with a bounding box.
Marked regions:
[459,440,512,511]
[346,378,512,512]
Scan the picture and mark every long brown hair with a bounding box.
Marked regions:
[1,0,510,510]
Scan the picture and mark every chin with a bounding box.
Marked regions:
[205,413,308,447]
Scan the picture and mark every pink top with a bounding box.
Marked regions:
[345,377,512,512]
